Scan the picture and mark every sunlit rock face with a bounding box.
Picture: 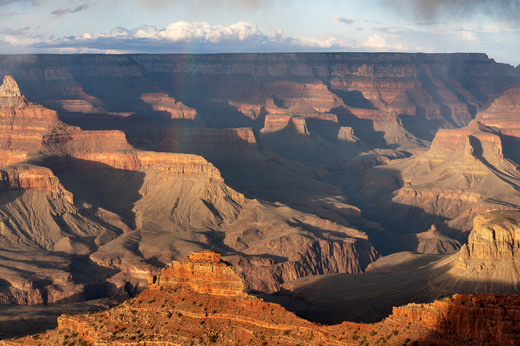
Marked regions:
[7,251,520,345]
[390,293,520,345]
[0,53,519,318]
[460,210,520,260]
[148,250,245,296]
[445,210,520,293]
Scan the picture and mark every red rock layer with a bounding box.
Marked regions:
[141,92,198,120]
[0,82,60,155]
[0,165,72,201]
[476,87,520,140]
[148,250,245,296]
[460,210,520,260]
[6,251,519,345]
[60,151,224,181]
[358,117,520,239]
[390,294,520,345]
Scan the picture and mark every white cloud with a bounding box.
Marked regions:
[2,34,40,45]
[295,35,356,49]
[156,21,263,43]
[0,20,416,55]
[24,21,304,53]
[362,34,405,51]
[457,31,478,42]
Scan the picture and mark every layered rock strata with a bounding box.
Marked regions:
[357,119,520,241]
[390,294,520,345]
[148,250,245,296]
[5,251,520,345]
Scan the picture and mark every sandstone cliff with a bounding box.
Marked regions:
[448,210,520,292]
[0,76,382,304]
[5,250,519,345]
[141,92,199,120]
[0,54,519,324]
[390,294,520,345]
[148,250,245,296]
[356,119,520,244]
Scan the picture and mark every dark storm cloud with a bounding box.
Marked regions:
[51,3,89,17]
[385,0,520,20]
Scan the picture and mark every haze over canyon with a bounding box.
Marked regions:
[0,52,520,343]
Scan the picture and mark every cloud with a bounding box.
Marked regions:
[333,16,356,25]
[139,0,276,9]
[362,34,405,51]
[457,31,478,42]
[0,26,29,35]
[385,0,520,20]
[51,2,89,17]
[2,34,40,46]
[2,20,409,55]
[295,35,357,49]
[0,0,38,6]
[16,20,365,54]
[30,21,281,53]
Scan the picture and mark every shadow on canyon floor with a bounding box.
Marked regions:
[41,156,145,230]
[0,298,119,340]
[259,251,520,326]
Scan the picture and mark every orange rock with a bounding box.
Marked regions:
[148,250,245,297]
[390,294,520,345]
[141,92,198,120]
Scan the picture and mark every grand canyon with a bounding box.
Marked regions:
[0,53,520,344]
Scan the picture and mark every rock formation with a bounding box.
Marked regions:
[415,224,462,254]
[0,76,21,98]
[356,119,520,243]
[447,210,520,292]
[279,210,520,326]
[4,250,520,345]
[148,250,245,296]
[477,87,520,137]
[390,294,520,345]
[0,75,381,304]
[461,210,520,260]
[0,53,519,338]
[141,92,199,120]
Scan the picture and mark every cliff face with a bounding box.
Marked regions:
[0,75,382,303]
[1,53,518,148]
[148,250,245,296]
[477,87,520,134]
[0,53,519,319]
[356,118,520,244]
[391,294,520,345]
[0,76,60,165]
[446,210,520,291]
[0,164,72,201]
[462,210,520,260]
[6,250,520,345]
[141,92,199,120]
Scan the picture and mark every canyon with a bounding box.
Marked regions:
[0,52,520,340]
[4,250,520,345]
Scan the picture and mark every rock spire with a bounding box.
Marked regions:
[0,76,21,97]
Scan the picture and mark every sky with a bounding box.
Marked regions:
[0,0,519,66]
